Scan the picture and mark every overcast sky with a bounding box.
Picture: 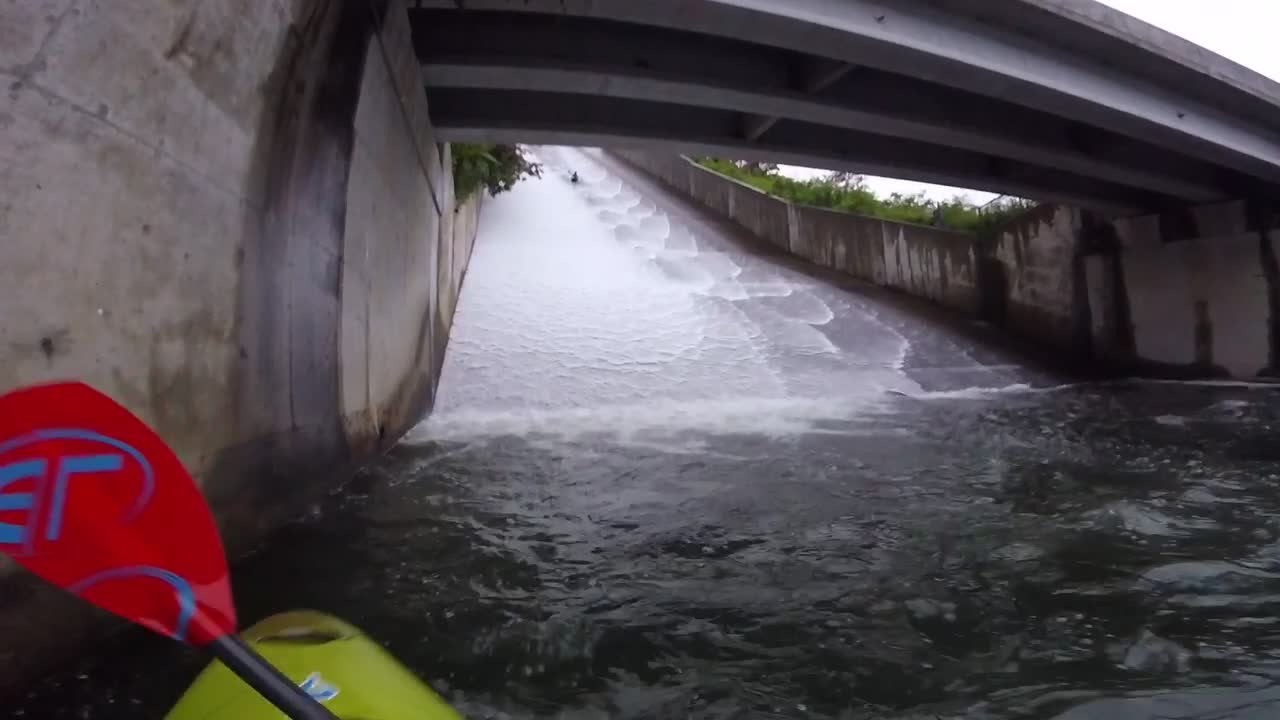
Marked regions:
[780,0,1280,203]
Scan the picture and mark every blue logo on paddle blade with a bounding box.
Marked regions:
[0,429,154,553]
[299,672,340,703]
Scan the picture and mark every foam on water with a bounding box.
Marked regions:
[757,291,835,325]
[1137,378,1280,389]
[409,394,886,446]
[1085,501,1220,537]
[905,383,1083,400]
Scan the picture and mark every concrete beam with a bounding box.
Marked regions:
[423,62,1227,203]
[427,87,1169,213]
[444,126,1146,215]
[955,0,1280,128]
[412,9,1241,202]
[744,57,855,142]
[409,0,1280,184]
[799,58,858,94]
[741,114,777,144]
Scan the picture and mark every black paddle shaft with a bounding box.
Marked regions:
[209,635,341,720]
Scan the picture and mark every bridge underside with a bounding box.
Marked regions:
[410,0,1280,214]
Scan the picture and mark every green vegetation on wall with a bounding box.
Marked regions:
[452,144,543,202]
[694,158,1034,233]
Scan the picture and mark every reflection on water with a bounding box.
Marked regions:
[10,149,1280,719]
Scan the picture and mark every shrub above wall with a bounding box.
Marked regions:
[694,158,1034,234]
[452,144,542,202]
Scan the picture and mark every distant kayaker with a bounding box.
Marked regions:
[570,171,580,183]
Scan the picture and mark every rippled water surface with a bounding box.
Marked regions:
[13,148,1280,719]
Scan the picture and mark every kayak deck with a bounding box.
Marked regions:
[166,610,461,719]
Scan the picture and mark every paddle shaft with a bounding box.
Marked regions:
[210,635,340,720]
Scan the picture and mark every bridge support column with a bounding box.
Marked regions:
[988,199,1280,380]
[1103,201,1278,378]
[1080,216,1137,367]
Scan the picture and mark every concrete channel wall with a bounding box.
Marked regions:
[987,200,1280,378]
[617,153,1280,380]
[987,204,1091,351]
[0,0,477,685]
[616,152,980,314]
[1106,202,1279,377]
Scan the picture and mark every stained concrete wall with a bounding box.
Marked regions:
[435,144,484,374]
[989,204,1088,350]
[989,200,1280,378]
[1105,202,1278,377]
[791,205,978,312]
[0,0,478,687]
[728,179,791,252]
[616,152,979,314]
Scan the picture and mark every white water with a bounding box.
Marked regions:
[420,147,944,442]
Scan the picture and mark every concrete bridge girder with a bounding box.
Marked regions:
[431,90,1168,215]
[422,64,1226,205]
[440,127,1150,215]
[414,9,1230,204]
[411,0,1280,209]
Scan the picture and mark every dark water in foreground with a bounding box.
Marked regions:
[12,149,1280,719]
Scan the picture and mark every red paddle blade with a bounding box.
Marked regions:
[0,381,236,646]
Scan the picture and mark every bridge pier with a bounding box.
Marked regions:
[1014,199,1280,378]
[0,0,474,687]
[1104,200,1280,377]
